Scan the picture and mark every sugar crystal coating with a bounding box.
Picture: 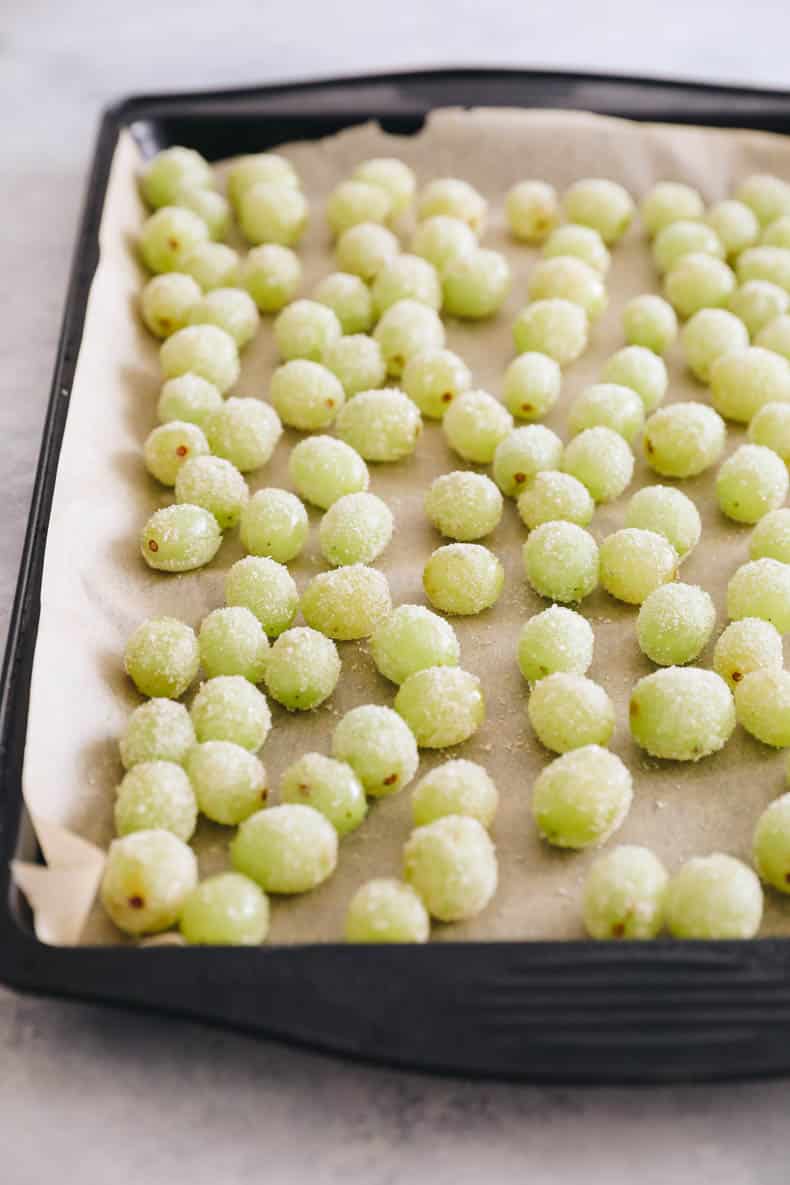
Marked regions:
[241,243,302,313]
[713,617,783,690]
[641,182,704,236]
[140,272,202,338]
[313,271,374,334]
[336,221,399,283]
[114,761,197,841]
[227,153,299,209]
[532,745,632,849]
[710,346,790,423]
[728,280,789,336]
[543,222,609,273]
[653,219,724,274]
[736,245,790,292]
[517,471,594,529]
[370,604,460,686]
[522,520,599,603]
[402,347,471,419]
[180,873,270,946]
[681,308,749,383]
[528,672,615,754]
[756,314,790,360]
[412,759,498,829]
[353,158,416,216]
[326,179,391,237]
[288,435,369,509]
[622,294,677,355]
[664,252,735,319]
[240,488,308,563]
[345,879,429,944]
[410,215,477,273]
[423,543,504,615]
[101,829,198,936]
[512,299,588,367]
[225,556,298,637]
[706,199,759,258]
[665,854,762,939]
[629,667,735,760]
[442,249,511,319]
[762,215,790,249]
[503,352,561,420]
[643,401,726,478]
[444,389,514,464]
[157,373,223,429]
[716,444,788,524]
[264,627,341,710]
[493,424,562,497]
[206,397,282,472]
[324,334,386,398]
[568,383,645,443]
[185,741,268,824]
[120,699,196,770]
[198,606,270,683]
[751,507,790,563]
[424,471,503,540]
[301,564,391,639]
[735,668,790,747]
[140,503,222,573]
[280,753,367,836]
[372,254,441,316]
[737,174,790,226]
[506,180,559,243]
[562,178,634,244]
[319,492,393,565]
[124,617,200,699]
[269,359,345,431]
[601,346,668,413]
[273,299,341,362]
[395,666,485,748]
[160,323,239,393]
[403,815,497,922]
[174,455,248,529]
[625,485,701,559]
[527,255,606,321]
[190,675,272,751]
[143,421,210,487]
[417,178,487,235]
[749,402,790,466]
[637,583,716,666]
[332,704,418,797]
[599,528,677,605]
[231,804,338,894]
[182,243,240,293]
[239,181,308,247]
[517,606,594,683]
[561,426,634,503]
[335,388,422,461]
[139,206,209,273]
[727,558,790,632]
[583,845,668,940]
[373,299,445,377]
[141,147,214,210]
[753,795,790,894]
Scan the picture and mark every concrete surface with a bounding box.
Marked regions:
[2,2,790,1180]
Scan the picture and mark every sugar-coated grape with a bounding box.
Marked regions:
[198,606,270,683]
[227,153,299,209]
[681,308,749,383]
[713,617,783,690]
[727,558,790,632]
[583,845,668,940]
[410,215,477,273]
[665,854,762,939]
[269,359,345,431]
[417,178,487,235]
[503,352,561,421]
[761,215,790,249]
[506,180,559,243]
[543,223,610,274]
[517,470,595,529]
[749,402,790,466]
[411,759,498,829]
[523,520,599,603]
[114,762,197,841]
[139,206,209,273]
[737,174,790,227]
[424,471,503,541]
[181,242,240,292]
[625,485,701,559]
[206,397,282,472]
[157,373,222,429]
[395,666,485,748]
[160,323,239,393]
[373,299,445,377]
[637,582,716,666]
[512,299,588,367]
[403,815,497,922]
[231,804,338,894]
[319,491,394,565]
[190,675,271,751]
[324,334,386,398]
[601,345,668,412]
[345,879,429,944]
[353,157,416,217]
[140,504,222,573]
[188,287,259,348]
[124,616,199,699]
[653,219,723,274]
[241,243,302,312]
[527,255,607,321]
[100,829,197,936]
[140,272,202,338]
[402,347,471,419]
[313,271,373,334]
[599,528,677,605]
[629,667,735,760]
[174,185,230,240]
[442,249,511,319]
[423,543,504,615]
[706,199,760,258]
[372,254,441,316]
[641,181,704,236]
[174,455,248,529]
[643,401,726,477]
[281,753,366,835]
[240,488,308,563]
[186,740,268,824]
[239,181,308,246]
[622,294,678,355]
[288,435,369,508]
[335,221,400,283]
[716,444,789,524]
[751,507,790,563]
[563,178,634,244]
[225,555,298,637]
[273,299,342,363]
[180,873,270,946]
[517,605,594,683]
[141,147,213,210]
[370,604,460,686]
[301,564,391,639]
[332,704,418,797]
[143,420,209,486]
[120,699,196,770]
[568,382,645,443]
[736,245,790,293]
[326,179,391,237]
[443,389,513,464]
[264,627,341,710]
[753,795,790,894]
[735,668,790,747]
[493,424,563,497]
[665,251,735,318]
[532,745,632,849]
[561,426,634,503]
[710,346,790,423]
[756,313,790,360]
[335,387,422,461]
[728,280,789,337]
[528,672,615,754]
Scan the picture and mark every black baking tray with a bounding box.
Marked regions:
[4,68,790,1084]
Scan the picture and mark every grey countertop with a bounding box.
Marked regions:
[3,1,789,1179]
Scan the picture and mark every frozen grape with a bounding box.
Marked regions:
[372,254,441,316]
[240,488,308,563]
[622,294,678,355]
[543,222,609,274]
[625,485,701,559]
[241,243,302,313]
[174,185,230,240]
[599,528,677,605]
[160,323,239,393]
[716,444,788,524]
[424,471,503,540]
[141,147,213,210]
[737,174,790,227]
[493,424,562,497]
[410,215,477,273]
[423,543,504,615]
[753,795,790,894]
[114,761,197,841]
[653,219,723,274]
[190,675,271,751]
[629,667,735,760]
[269,359,345,431]
[402,347,471,419]
[313,271,373,334]
[373,299,445,377]
[395,666,485,748]
[517,605,594,683]
[527,255,606,322]
[681,308,749,383]
[206,397,282,472]
[143,421,209,487]
[288,435,369,508]
[231,804,337,894]
[139,206,209,273]
[738,246,790,297]
[403,815,497,922]
[301,564,391,639]
[762,215,790,249]
[713,617,783,690]
[751,507,790,563]
[532,745,632,849]
[326,179,391,237]
[120,699,195,770]
[264,628,341,710]
[181,242,240,291]
[727,558,790,632]
[281,753,366,836]
[583,845,668,940]
[227,153,299,209]
[198,606,270,683]
[756,313,790,360]
[174,455,248,529]
[319,491,393,565]
[332,704,418,797]
[188,287,259,348]
[637,582,716,666]
[728,280,789,337]
[568,383,644,443]
[273,299,342,363]
[186,741,267,824]
[643,402,726,478]
[370,604,460,686]
[140,272,202,338]
[324,334,386,398]
[523,520,599,603]
[503,352,561,421]
[412,759,498,829]
[563,178,634,244]
[100,829,197,936]
[443,389,513,464]
[140,504,222,573]
[517,471,594,529]
[157,373,222,429]
[442,249,511,319]
[417,178,487,235]
[239,181,308,246]
[180,873,270,946]
[665,252,735,318]
[710,346,790,423]
[353,157,415,217]
[601,345,668,413]
[506,180,559,243]
[749,402,790,465]
[512,299,588,367]
[641,181,704,236]
[225,555,298,637]
[528,672,614,754]
[706,198,759,258]
[345,879,429,944]
[665,854,762,939]
[335,388,422,461]
[561,426,634,503]
[335,221,399,283]
[735,668,790,747]
[125,617,199,699]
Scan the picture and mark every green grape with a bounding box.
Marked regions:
[751,507,790,563]
[410,215,477,273]
[493,424,562,497]
[755,313,790,360]
[263,627,341,710]
[736,245,790,293]
[335,387,422,461]
[180,873,270,945]
[443,389,513,464]
[288,435,369,508]
[637,582,716,665]
[157,373,222,428]
[319,491,393,565]
[653,219,723,274]
[749,402,790,466]
[370,604,460,685]
[561,426,634,503]
[335,221,399,283]
[568,382,645,443]
[273,299,342,363]
[727,558,790,632]
[532,745,632,849]
[543,223,609,274]
[140,147,213,210]
[227,153,300,209]
[395,666,485,748]
[100,829,197,936]
[374,299,446,377]
[206,397,282,472]
[424,471,503,541]
[442,249,511,319]
[239,181,308,246]
[231,804,338,894]
[762,215,790,248]
[326,179,391,237]
[528,672,615,754]
[140,273,202,338]
[644,402,726,477]
[352,157,416,217]
[665,252,735,318]
[622,293,678,355]
[681,308,749,383]
[728,280,789,337]
[625,485,701,559]
[187,287,259,348]
[412,759,498,828]
[269,359,345,431]
[583,845,668,940]
[512,299,588,367]
[736,174,790,227]
[517,470,594,529]
[423,543,504,615]
[753,795,790,893]
[527,255,607,321]
[713,617,783,690]
[160,323,240,393]
[601,345,668,413]
[225,555,298,637]
[198,606,270,683]
[417,178,487,235]
[562,178,634,244]
[403,815,497,922]
[599,528,677,605]
[517,605,594,683]
[372,254,441,316]
[143,420,209,487]
[345,879,429,944]
[717,444,789,524]
[114,761,197,841]
[706,199,760,258]
[301,564,391,640]
[241,243,302,313]
[281,753,366,836]
[629,667,735,760]
[402,348,471,419]
[185,740,268,824]
[523,520,599,603]
[240,488,308,562]
[735,668,790,746]
[139,206,209,273]
[503,352,561,421]
[506,180,559,243]
[324,334,386,398]
[174,455,248,528]
[181,242,240,292]
[710,346,790,423]
[665,854,762,939]
[641,181,704,236]
[174,185,230,240]
[125,616,199,699]
[332,704,418,796]
[140,504,222,573]
[120,698,196,770]
[190,675,271,751]
[313,272,373,335]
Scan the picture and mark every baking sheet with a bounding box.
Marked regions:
[17,107,790,945]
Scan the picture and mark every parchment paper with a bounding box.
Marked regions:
[17,107,790,945]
